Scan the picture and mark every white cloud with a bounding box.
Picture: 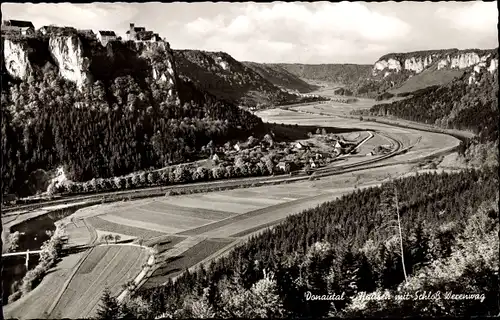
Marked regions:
[2,2,497,64]
[181,2,412,63]
[193,2,411,42]
[226,15,253,36]
[186,17,224,36]
[435,2,498,33]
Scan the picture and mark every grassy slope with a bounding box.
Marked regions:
[272,63,372,85]
[242,62,319,93]
[389,68,465,95]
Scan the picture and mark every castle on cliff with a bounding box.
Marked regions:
[2,19,164,48]
[126,23,161,42]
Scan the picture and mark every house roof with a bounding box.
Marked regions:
[127,27,146,34]
[98,30,116,36]
[3,20,34,28]
[40,25,77,32]
[136,30,155,40]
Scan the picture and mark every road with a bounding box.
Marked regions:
[2,250,42,257]
[2,131,402,225]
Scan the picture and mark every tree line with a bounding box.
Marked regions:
[1,64,262,197]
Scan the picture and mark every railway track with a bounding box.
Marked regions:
[3,132,406,218]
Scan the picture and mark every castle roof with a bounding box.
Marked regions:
[126,27,146,34]
[3,20,34,28]
[98,30,116,37]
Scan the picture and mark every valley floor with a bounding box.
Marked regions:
[3,99,467,319]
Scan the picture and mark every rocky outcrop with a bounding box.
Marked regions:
[134,41,179,102]
[488,58,498,74]
[468,56,498,85]
[372,49,495,77]
[49,36,92,88]
[373,58,402,74]
[3,39,33,80]
[2,34,181,102]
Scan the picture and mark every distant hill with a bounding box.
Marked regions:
[173,50,303,107]
[271,63,373,86]
[356,51,499,143]
[253,49,498,99]
[241,62,319,93]
[354,47,498,97]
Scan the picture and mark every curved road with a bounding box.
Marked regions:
[3,131,402,219]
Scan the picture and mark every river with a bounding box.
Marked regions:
[2,207,80,305]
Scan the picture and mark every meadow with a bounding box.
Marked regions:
[49,245,148,319]
[141,238,235,290]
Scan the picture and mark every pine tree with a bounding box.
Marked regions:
[378,186,408,283]
[96,288,121,320]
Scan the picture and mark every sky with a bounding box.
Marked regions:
[2,1,498,64]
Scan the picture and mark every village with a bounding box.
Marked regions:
[1,19,163,46]
[201,127,375,177]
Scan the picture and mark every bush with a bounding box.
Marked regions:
[20,264,46,295]
[8,291,22,304]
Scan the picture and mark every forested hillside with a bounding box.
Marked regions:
[103,167,498,318]
[173,50,314,107]
[355,63,499,143]
[242,62,319,93]
[1,36,262,197]
[274,63,372,86]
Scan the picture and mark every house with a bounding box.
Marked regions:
[295,142,304,149]
[366,152,374,156]
[78,29,96,38]
[97,30,117,46]
[334,140,348,150]
[126,23,161,42]
[234,143,241,152]
[276,162,290,172]
[212,154,220,162]
[309,159,317,168]
[2,20,35,36]
[126,23,146,41]
[2,193,17,205]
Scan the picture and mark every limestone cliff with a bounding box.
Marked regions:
[372,48,495,77]
[467,53,498,85]
[358,48,498,97]
[3,39,33,80]
[134,41,178,102]
[48,35,92,88]
[2,34,180,102]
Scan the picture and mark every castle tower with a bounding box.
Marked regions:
[128,22,136,41]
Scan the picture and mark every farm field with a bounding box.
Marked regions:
[87,216,169,240]
[49,245,148,319]
[141,238,234,290]
[3,252,86,320]
[63,219,91,248]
